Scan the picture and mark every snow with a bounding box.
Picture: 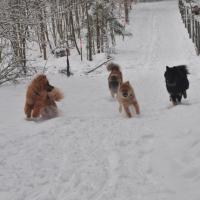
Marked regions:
[1,1,200,200]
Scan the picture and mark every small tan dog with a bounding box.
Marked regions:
[107,62,123,98]
[117,81,140,118]
[24,74,63,120]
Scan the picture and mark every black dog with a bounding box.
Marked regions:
[164,65,189,105]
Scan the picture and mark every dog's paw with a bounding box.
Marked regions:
[25,117,33,121]
[25,117,41,122]
[32,117,41,122]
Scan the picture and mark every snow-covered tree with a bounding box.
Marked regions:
[0,0,134,83]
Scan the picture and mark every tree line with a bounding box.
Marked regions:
[0,0,134,84]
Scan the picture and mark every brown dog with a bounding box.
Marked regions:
[117,81,140,118]
[107,62,123,98]
[24,74,63,120]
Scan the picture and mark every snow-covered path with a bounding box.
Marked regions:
[1,1,200,200]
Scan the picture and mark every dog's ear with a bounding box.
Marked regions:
[126,81,130,85]
[166,66,169,70]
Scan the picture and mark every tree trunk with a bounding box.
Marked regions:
[70,11,80,55]
[96,10,101,53]
[124,0,129,24]
[39,6,47,60]
[86,3,92,61]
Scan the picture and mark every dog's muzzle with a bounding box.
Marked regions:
[47,84,54,92]
[123,92,128,97]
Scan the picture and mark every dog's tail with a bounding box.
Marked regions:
[183,65,189,75]
[177,65,189,75]
[107,62,121,71]
[48,88,64,101]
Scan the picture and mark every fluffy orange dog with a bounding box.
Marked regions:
[107,62,123,98]
[117,81,140,118]
[24,74,63,120]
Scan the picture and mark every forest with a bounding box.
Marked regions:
[0,0,134,84]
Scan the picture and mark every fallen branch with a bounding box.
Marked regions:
[85,58,113,74]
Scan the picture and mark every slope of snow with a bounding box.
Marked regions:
[1,1,200,200]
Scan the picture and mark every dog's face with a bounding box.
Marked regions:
[110,75,118,82]
[118,81,133,98]
[34,74,54,92]
[164,66,177,85]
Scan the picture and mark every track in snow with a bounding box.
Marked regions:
[1,1,200,200]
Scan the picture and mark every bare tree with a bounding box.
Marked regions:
[0,0,135,83]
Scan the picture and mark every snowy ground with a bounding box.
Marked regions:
[1,1,200,200]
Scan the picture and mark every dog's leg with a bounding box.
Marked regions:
[133,100,140,115]
[111,91,115,98]
[124,104,132,118]
[119,103,122,113]
[171,95,177,105]
[24,102,33,118]
[183,91,187,98]
[32,104,42,118]
[177,94,182,103]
